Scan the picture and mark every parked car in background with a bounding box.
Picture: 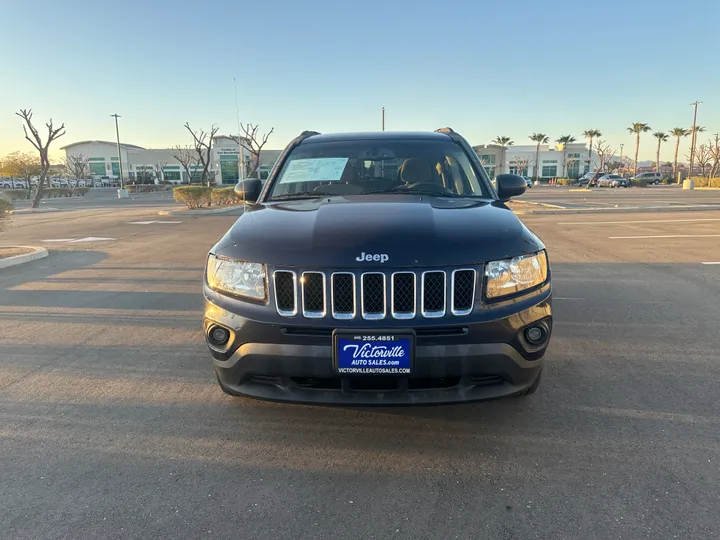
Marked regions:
[577,171,605,187]
[522,176,533,188]
[633,172,662,185]
[596,174,629,188]
[0,178,28,189]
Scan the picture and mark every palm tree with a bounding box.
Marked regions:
[653,132,669,177]
[670,127,689,181]
[529,133,549,183]
[583,129,602,175]
[492,136,514,174]
[627,123,651,177]
[556,135,577,177]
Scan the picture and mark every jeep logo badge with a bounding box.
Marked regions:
[356,252,389,263]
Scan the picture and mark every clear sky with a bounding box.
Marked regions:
[1,0,718,162]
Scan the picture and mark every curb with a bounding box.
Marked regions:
[568,189,593,192]
[9,207,61,214]
[0,246,49,269]
[516,204,720,216]
[158,206,243,216]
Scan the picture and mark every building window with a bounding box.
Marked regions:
[163,170,181,181]
[89,162,106,175]
[568,153,581,158]
[542,159,558,164]
[567,160,581,178]
[220,157,239,184]
[477,154,496,165]
[541,165,558,177]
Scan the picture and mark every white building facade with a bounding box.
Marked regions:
[473,142,595,180]
[61,137,281,185]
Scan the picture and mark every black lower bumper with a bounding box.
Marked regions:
[204,293,551,406]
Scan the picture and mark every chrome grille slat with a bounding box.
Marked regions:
[421,271,446,318]
[273,271,297,317]
[361,272,386,320]
[451,269,476,316]
[273,268,476,319]
[391,272,416,319]
[301,272,326,318]
[331,272,356,319]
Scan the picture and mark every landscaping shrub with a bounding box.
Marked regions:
[556,178,575,186]
[72,187,89,196]
[211,187,240,206]
[0,189,29,201]
[690,177,720,188]
[173,186,213,208]
[43,188,71,198]
[0,196,12,218]
[631,178,648,187]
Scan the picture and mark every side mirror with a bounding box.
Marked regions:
[234,178,262,203]
[495,174,527,201]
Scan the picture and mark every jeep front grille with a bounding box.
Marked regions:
[272,268,478,320]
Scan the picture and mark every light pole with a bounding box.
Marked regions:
[111,114,125,190]
[688,101,701,177]
[619,143,624,173]
[381,107,385,131]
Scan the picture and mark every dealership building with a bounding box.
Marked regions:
[61,137,282,184]
[472,142,594,179]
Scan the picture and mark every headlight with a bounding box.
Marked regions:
[206,254,267,301]
[485,251,548,299]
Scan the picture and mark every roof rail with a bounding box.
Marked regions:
[434,127,462,143]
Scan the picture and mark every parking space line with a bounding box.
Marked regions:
[558,218,720,225]
[609,234,720,239]
[701,262,720,265]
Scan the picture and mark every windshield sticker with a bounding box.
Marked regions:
[281,158,349,183]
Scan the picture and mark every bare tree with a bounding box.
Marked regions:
[184,123,219,187]
[593,140,616,173]
[230,123,275,180]
[510,155,530,176]
[706,134,720,179]
[170,146,200,185]
[564,157,579,178]
[63,153,90,189]
[689,144,712,178]
[606,160,622,173]
[16,109,65,208]
[153,161,168,184]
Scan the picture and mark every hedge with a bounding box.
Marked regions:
[0,196,12,218]
[173,186,245,209]
[127,184,171,193]
[173,186,213,208]
[0,189,29,201]
[211,187,241,205]
[690,177,720,188]
[556,178,575,185]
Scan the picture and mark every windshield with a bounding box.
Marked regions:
[265,140,492,200]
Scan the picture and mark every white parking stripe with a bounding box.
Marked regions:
[558,218,720,225]
[129,221,183,225]
[42,237,116,243]
[609,235,720,239]
[702,262,720,265]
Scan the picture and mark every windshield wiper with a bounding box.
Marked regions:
[360,187,462,197]
[266,191,335,202]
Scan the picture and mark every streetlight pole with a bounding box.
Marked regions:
[381,107,385,131]
[688,101,701,177]
[111,114,124,190]
[619,143,624,173]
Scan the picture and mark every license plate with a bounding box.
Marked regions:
[333,331,414,375]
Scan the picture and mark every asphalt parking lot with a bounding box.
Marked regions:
[1,198,720,539]
[518,184,720,210]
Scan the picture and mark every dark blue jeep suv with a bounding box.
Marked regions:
[203,128,552,405]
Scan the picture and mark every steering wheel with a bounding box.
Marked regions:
[399,182,456,196]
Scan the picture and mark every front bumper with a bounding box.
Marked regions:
[204,288,551,406]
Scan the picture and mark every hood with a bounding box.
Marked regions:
[212,195,544,268]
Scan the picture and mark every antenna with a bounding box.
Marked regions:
[233,77,247,216]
